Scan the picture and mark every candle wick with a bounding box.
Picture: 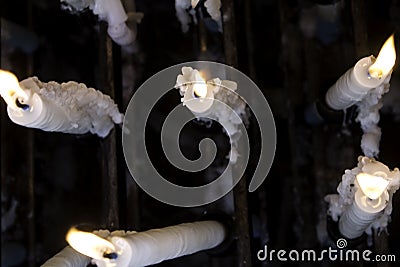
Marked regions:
[103,251,118,260]
[367,70,382,80]
[193,90,202,98]
[15,98,30,111]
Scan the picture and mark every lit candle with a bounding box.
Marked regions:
[339,173,389,239]
[65,221,225,267]
[175,66,242,118]
[177,67,216,115]
[0,70,123,137]
[62,0,142,46]
[175,67,247,163]
[204,0,222,31]
[325,35,396,110]
[326,156,400,239]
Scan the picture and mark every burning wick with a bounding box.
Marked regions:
[368,35,396,80]
[103,251,118,260]
[15,98,30,111]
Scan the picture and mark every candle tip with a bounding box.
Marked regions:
[356,173,390,200]
[103,251,118,260]
[0,69,29,110]
[368,35,396,79]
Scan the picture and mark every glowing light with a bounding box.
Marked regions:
[66,227,115,260]
[356,173,390,200]
[193,72,207,98]
[369,35,396,79]
[0,70,29,110]
[191,0,200,8]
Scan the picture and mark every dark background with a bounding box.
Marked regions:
[1,0,400,266]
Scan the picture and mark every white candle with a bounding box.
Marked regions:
[339,173,389,239]
[61,0,143,46]
[175,66,247,163]
[176,67,216,115]
[41,246,91,267]
[0,70,123,137]
[204,0,222,31]
[175,0,192,33]
[175,66,242,119]
[66,221,226,267]
[325,35,396,110]
[326,156,400,239]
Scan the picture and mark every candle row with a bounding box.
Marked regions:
[325,35,398,240]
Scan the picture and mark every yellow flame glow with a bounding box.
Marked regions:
[193,72,207,98]
[66,227,115,260]
[356,173,390,200]
[191,0,200,8]
[369,35,396,79]
[0,70,29,110]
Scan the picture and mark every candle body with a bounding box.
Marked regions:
[8,92,82,133]
[325,56,385,110]
[93,221,226,267]
[326,156,400,239]
[7,77,123,137]
[339,189,388,239]
[176,67,248,163]
[41,246,91,267]
[62,0,136,46]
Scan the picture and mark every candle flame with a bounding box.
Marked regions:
[356,173,390,200]
[66,227,115,260]
[191,0,200,8]
[0,70,29,110]
[193,72,207,98]
[368,35,396,79]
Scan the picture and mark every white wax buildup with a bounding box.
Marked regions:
[355,75,391,158]
[61,0,143,46]
[6,76,123,137]
[175,0,222,33]
[325,156,400,239]
[175,66,248,163]
[204,0,222,31]
[175,0,192,33]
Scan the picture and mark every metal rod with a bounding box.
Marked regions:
[26,1,35,264]
[98,23,120,229]
[121,0,141,229]
[221,1,252,266]
[351,0,369,57]
[221,0,238,67]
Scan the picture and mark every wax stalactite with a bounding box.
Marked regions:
[175,66,248,163]
[0,70,123,138]
[175,0,222,33]
[325,156,400,240]
[52,221,226,267]
[61,0,144,46]
[325,35,396,110]
[338,173,390,239]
